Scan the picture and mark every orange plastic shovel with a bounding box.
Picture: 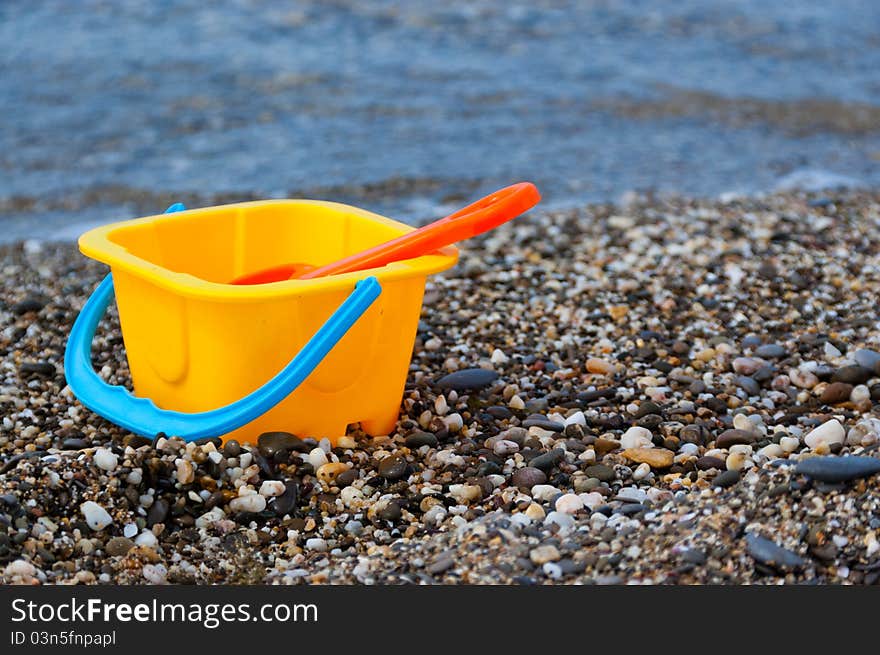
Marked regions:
[231,182,540,284]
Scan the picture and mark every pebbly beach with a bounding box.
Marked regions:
[1,188,880,585]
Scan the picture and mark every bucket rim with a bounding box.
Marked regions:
[77,199,459,300]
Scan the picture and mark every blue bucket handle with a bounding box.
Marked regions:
[63,203,382,442]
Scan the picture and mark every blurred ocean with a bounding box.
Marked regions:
[1,0,879,241]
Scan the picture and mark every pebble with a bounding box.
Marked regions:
[528,448,565,471]
[436,368,499,391]
[544,511,576,531]
[530,544,561,565]
[272,481,299,516]
[93,448,118,472]
[176,459,194,484]
[524,503,546,520]
[745,533,807,571]
[616,487,647,503]
[449,484,482,504]
[735,376,760,396]
[307,448,329,468]
[732,357,766,375]
[305,538,328,552]
[146,499,169,527]
[80,501,113,531]
[555,493,584,514]
[5,559,36,578]
[713,470,741,488]
[779,436,800,453]
[846,418,880,446]
[804,419,846,449]
[632,462,651,480]
[755,344,787,359]
[586,358,614,375]
[583,464,615,482]
[405,431,438,448]
[259,480,286,497]
[832,365,873,385]
[105,537,135,557]
[129,532,156,550]
[317,462,349,485]
[716,429,756,448]
[695,455,726,471]
[794,456,880,482]
[790,369,819,389]
[377,454,408,480]
[229,494,266,513]
[531,485,560,501]
[142,564,167,584]
[620,426,653,449]
[621,447,673,469]
[820,382,853,404]
[853,349,880,372]
[493,439,520,456]
[257,431,304,456]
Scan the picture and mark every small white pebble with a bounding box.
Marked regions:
[308,447,329,468]
[229,494,266,513]
[93,448,118,472]
[555,493,584,514]
[80,501,113,530]
[259,480,285,497]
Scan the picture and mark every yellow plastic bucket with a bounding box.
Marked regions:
[76,200,458,444]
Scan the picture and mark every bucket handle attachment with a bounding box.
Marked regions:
[63,203,383,442]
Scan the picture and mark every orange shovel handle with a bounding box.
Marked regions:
[297,182,540,280]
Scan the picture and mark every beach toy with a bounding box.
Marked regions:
[231,182,541,284]
[65,183,539,444]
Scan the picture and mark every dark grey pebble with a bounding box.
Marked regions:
[853,349,880,372]
[405,431,438,448]
[426,554,455,575]
[633,401,663,419]
[146,498,169,527]
[377,501,402,522]
[615,503,646,516]
[0,451,43,474]
[680,548,707,565]
[745,533,807,571]
[11,298,44,315]
[734,376,760,396]
[755,344,788,359]
[20,361,55,377]
[436,368,499,391]
[124,435,151,449]
[713,470,741,488]
[522,417,564,432]
[257,431,305,457]
[61,438,88,450]
[696,455,727,471]
[377,454,408,480]
[222,440,241,458]
[582,464,615,482]
[716,429,756,448]
[510,467,547,488]
[0,494,19,509]
[486,406,513,419]
[335,469,358,488]
[795,456,880,483]
[832,365,873,385]
[742,335,763,348]
[272,481,299,516]
[528,448,565,471]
